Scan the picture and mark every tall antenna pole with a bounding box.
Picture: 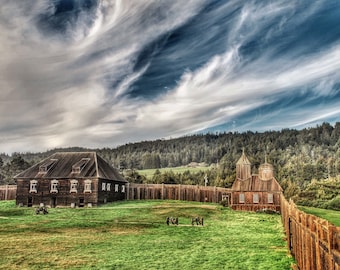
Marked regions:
[204,174,208,186]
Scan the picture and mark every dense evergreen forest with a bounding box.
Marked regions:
[1,122,339,209]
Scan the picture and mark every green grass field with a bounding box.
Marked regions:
[0,200,294,270]
[298,206,340,226]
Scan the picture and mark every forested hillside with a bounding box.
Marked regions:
[0,122,339,209]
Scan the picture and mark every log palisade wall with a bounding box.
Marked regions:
[0,185,16,200]
[281,196,340,270]
[126,183,232,204]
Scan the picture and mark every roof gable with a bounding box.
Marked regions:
[14,152,127,182]
[96,154,126,182]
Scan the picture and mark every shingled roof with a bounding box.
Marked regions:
[14,152,127,182]
[232,175,282,192]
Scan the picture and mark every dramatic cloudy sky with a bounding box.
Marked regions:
[1,0,340,154]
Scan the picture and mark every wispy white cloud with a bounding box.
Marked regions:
[132,39,340,136]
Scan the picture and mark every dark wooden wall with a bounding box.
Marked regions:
[14,179,126,207]
[97,180,126,204]
[231,191,281,212]
[0,181,125,207]
[16,179,99,207]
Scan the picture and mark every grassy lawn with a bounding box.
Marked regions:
[298,206,340,226]
[137,166,210,180]
[0,200,294,270]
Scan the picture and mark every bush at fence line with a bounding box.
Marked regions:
[324,195,340,210]
[296,198,319,208]
[219,199,228,207]
[297,196,340,210]
[256,208,280,215]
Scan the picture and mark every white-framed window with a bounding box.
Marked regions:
[268,193,274,204]
[121,185,125,193]
[84,180,92,193]
[115,184,119,192]
[239,193,245,203]
[102,182,106,191]
[253,193,259,204]
[29,180,38,193]
[107,183,111,191]
[70,180,78,193]
[50,180,59,193]
[222,194,228,201]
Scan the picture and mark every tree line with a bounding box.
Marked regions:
[1,122,339,209]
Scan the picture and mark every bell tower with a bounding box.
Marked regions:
[236,148,251,180]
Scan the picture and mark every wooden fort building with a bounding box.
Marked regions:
[230,150,282,212]
[15,152,127,207]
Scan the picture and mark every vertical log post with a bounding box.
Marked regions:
[178,184,181,201]
[5,185,8,201]
[161,183,164,200]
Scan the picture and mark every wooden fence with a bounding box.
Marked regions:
[0,185,17,200]
[281,196,340,270]
[126,183,232,204]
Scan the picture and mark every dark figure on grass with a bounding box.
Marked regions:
[36,206,48,215]
[166,217,178,225]
[191,216,203,226]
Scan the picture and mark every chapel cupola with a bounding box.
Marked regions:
[258,154,274,181]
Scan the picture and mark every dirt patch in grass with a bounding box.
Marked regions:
[152,202,216,209]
